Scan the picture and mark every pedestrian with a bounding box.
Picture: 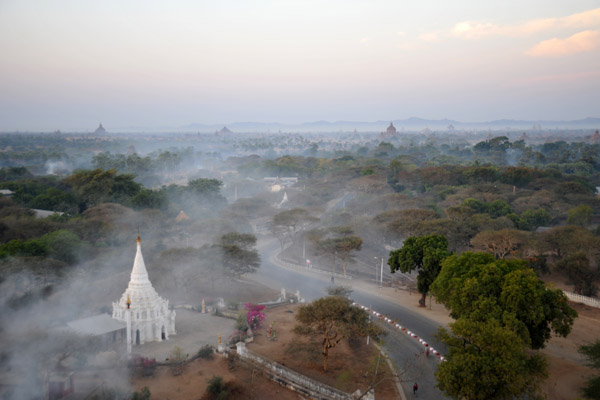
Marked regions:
[413,382,418,395]
[330,275,334,284]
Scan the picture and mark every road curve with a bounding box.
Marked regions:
[254,237,449,399]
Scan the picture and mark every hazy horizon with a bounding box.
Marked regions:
[1,1,599,131]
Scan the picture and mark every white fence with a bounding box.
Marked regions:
[276,254,352,280]
[235,342,366,400]
[563,291,600,308]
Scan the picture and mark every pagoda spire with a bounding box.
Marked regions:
[129,234,150,286]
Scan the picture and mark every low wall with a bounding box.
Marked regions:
[236,342,367,400]
[563,291,600,308]
[276,255,353,280]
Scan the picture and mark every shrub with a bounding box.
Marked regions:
[197,345,214,360]
[131,386,151,400]
[244,303,266,330]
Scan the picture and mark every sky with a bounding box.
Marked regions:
[0,0,599,131]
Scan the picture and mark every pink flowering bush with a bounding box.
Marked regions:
[245,303,266,330]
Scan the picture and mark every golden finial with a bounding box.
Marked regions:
[136,227,141,244]
[126,294,131,309]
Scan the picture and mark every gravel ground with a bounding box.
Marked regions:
[131,309,236,361]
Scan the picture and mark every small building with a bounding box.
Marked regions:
[264,177,298,192]
[0,189,14,197]
[66,314,127,346]
[48,368,74,400]
[32,209,64,219]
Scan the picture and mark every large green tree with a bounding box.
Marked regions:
[388,234,449,307]
[580,340,600,400]
[431,252,577,399]
[436,318,548,400]
[64,168,141,210]
[431,252,576,349]
[294,296,381,371]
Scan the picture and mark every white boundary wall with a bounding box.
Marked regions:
[563,291,600,308]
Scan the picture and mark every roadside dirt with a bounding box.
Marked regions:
[372,283,600,400]
[249,304,399,399]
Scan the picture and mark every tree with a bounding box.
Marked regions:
[431,252,577,399]
[518,208,550,231]
[431,252,577,350]
[187,178,225,202]
[42,229,83,265]
[294,296,381,371]
[271,208,318,248]
[219,232,260,278]
[64,168,141,210]
[131,188,168,211]
[579,340,600,400]
[556,252,599,296]
[536,226,599,260]
[436,318,548,400]
[470,229,529,259]
[388,234,449,307]
[316,227,362,277]
[567,204,593,227]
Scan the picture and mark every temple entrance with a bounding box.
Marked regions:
[161,326,166,340]
[136,329,140,345]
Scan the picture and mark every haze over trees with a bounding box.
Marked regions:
[0,127,598,398]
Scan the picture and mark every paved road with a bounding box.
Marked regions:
[254,238,449,400]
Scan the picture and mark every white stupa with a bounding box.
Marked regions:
[112,235,175,346]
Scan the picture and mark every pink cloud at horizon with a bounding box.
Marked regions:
[526,30,600,57]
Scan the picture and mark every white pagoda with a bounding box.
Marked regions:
[112,235,175,347]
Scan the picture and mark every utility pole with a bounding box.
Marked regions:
[373,257,378,285]
[380,257,384,288]
[303,237,306,260]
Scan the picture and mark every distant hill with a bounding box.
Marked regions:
[180,117,600,133]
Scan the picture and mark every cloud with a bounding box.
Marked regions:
[452,7,600,39]
[452,21,501,38]
[360,37,369,44]
[396,31,405,37]
[526,30,600,56]
[418,32,440,42]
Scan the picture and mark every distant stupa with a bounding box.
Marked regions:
[386,122,397,136]
[175,210,190,223]
[94,123,106,135]
[215,126,233,136]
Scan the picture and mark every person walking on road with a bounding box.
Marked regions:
[413,382,418,396]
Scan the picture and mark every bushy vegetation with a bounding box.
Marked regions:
[0,129,599,399]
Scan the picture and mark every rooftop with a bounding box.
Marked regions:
[67,314,126,336]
